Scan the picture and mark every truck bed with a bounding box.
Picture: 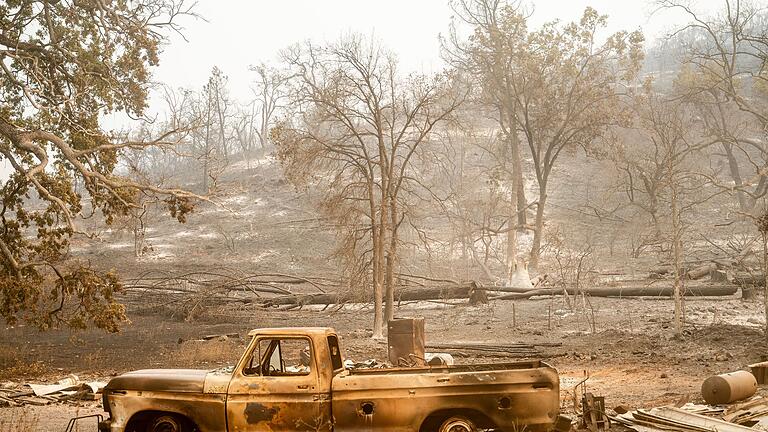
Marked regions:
[331,360,559,432]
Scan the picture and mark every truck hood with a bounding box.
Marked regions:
[105,369,211,393]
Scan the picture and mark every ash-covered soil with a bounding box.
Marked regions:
[1,294,765,431]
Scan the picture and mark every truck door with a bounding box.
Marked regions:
[227,336,329,431]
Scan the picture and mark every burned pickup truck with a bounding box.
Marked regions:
[99,327,559,432]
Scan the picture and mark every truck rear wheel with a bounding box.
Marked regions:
[146,414,190,432]
[438,415,478,432]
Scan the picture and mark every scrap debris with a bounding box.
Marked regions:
[613,406,756,432]
[581,392,610,432]
[343,359,387,369]
[609,398,768,432]
[724,397,768,426]
[0,375,106,407]
[750,362,768,385]
[586,367,768,432]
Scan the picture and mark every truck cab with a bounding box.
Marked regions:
[225,328,341,431]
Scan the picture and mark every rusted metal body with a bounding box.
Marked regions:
[749,361,768,385]
[702,371,758,405]
[99,327,560,432]
[580,393,609,432]
[387,318,426,366]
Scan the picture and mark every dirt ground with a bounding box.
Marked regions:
[1,293,766,431]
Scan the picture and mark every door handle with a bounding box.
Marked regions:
[297,384,309,390]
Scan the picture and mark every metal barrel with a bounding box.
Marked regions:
[701,371,757,405]
[387,317,425,366]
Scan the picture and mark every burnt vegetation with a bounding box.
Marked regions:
[2,0,768,344]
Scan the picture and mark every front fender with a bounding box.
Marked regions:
[104,390,227,432]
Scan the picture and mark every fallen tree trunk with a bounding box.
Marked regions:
[261,283,738,307]
[490,285,738,300]
[262,284,480,307]
[733,273,764,287]
[687,263,718,280]
[650,263,723,280]
[262,293,342,307]
[482,286,542,293]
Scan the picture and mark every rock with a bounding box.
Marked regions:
[614,405,631,414]
[346,329,373,338]
[714,351,733,362]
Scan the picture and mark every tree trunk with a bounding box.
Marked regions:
[687,263,717,280]
[763,233,768,341]
[263,284,738,306]
[511,130,527,229]
[723,142,751,213]
[374,141,389,339]
[491,284,737,300]
[506,126,527,281]
[506,167,518,282]
[372,225,384,339]
[671,180,684,336]
[203,123,211,193]
[215,89,228,162]
[530,190,547,270]
[384,199,398,324]
[369,182,383,339]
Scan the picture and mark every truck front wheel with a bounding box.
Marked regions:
[147,414,190,432]
[438,415,478,432]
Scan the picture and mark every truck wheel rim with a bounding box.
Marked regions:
[151,416,182,432]
[443,419,475,432]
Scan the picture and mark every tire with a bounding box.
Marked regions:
[146,414,189,432]
[438,415,478,432]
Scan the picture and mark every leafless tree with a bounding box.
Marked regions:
[274,35,464,337]
[250,63,291,149]
[657,0,768,214]
[617,89,716,335]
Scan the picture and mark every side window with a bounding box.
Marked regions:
[327,335,343,370]
[243,338,312,376]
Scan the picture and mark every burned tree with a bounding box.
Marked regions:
[274,35,463,337]
[444,0,532,282]
[188,67,232,193]
[658,0,768,214]
[615,87,715,335]
[249,63,291,150]
[447,2,644,270]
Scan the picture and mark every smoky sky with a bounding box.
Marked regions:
[0,0,725,181]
